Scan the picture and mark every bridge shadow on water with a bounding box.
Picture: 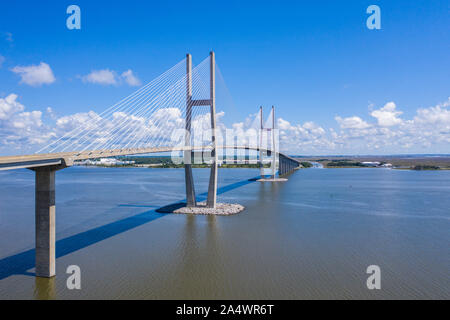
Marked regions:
[0,175,259,280]
[194,175,259,202]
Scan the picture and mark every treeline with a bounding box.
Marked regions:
[412,165,440,170]
[326,161,366,167]
[300,162,313,168]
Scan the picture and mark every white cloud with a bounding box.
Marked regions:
[56,111,102,132]
[370,101,403,126]
[414,97,450,125]
[278,118,293,130]
[121,69,141,86]
[0,94,24,120]
[82,69,118,85]
[326,99,450,154]
[81,68,142,86]
[11,62,56,86]
[335,116,371,129]
[275,117,333,153]
[11,111,43,129]
[0,94,51,153]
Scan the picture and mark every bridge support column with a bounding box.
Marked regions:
[207,51,218,208]
[271,106,277,179]
[259,107,264,178]
[33,167,57,278]
[259,151,264,177]
[271,160,276,178]
[184,161,196,207]
[185,53,196,207]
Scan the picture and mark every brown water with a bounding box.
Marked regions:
[0,167,449,299]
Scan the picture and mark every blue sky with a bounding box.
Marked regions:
[0,0,449,155]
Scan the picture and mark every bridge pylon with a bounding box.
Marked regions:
[258,106,279,180]
[271,105,277,179]
[259,106,264,177]
[206,51,218,208]
[258,105,299,181]
[184,51,218,208]
[184,54,196,207]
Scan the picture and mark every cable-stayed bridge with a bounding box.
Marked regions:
[0,52,301,278]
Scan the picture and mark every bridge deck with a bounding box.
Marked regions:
[0,146,300,171]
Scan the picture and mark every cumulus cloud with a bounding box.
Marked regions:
[245,99,450,154]
[82,69,118,85]
[11,62,56,86]
[414,98,450,125]
[0,94,24,120]
[56,111,102,132]
[327,99,450,153]
[81,68,141,86]
[0,94,51,153]
[11,111,43,129]
[276,117,333,153]
[370,102,403,126]
[335,116,370,129]
[121,69,141,86]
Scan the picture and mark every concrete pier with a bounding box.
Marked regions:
[34,167,57,278]
[184,162,196,207]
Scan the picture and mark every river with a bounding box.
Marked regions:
[0,167,448,299]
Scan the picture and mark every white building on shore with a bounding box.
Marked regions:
[75,158,135,166]
[361,161,381,167]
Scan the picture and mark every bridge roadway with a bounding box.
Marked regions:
[0,145,301,173]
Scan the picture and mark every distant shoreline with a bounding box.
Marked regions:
[73,155,450,171]
[74,163,450,171]
[294,156,450,170]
